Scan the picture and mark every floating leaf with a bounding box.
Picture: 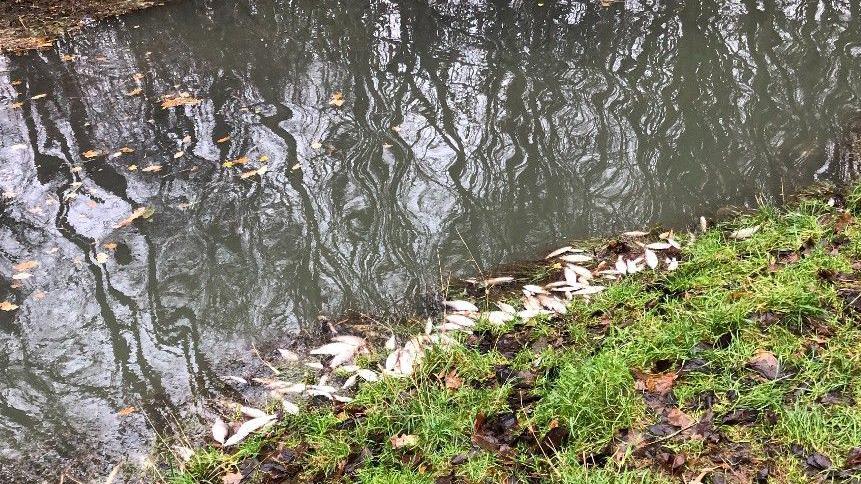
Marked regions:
[115,206,154,228]
[95,252,109,264]
[126,87,142,96]
[0,301,19,311]
[160,93,201,109]
[141,165,162,172]
[13,260,38,272]
[328,91,345,107]
[216,135,230,143]
[31,94,47,100]
[117,406,136,416]
[173,151,184,159]
[12,273,31,280]
[82,150,102,158]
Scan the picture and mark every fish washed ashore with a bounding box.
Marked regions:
[148,182,861,484]
[0,0,172,53]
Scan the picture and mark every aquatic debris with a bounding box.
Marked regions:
[644,248,658,269]
[445,300,478,312]
[622,230,649,237]
[0,301,19,311]
[482,276,514,286]
[559,254,592,263]
[277,348,299,362]
[115,206,154,228]
[160,93,201,109]
[13,260,37,272]
[730,225,760,240]
[444,314,475,328]
[141,165,162,172]
[329,91,345,107]
[385,347,415,376]
[545,246,572,259]
[645,242,671,250]
[281,400,300,415]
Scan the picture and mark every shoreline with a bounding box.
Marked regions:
[0,0,173,54]
[152,182,861,483]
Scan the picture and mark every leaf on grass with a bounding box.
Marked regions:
[666,408,694,428]
[389,434,418,449]
[0,301,19,311]
[222,473,242,484]
[635,372,677,395]
[748,350,780,379]
[444,370,463,390]
[328,91,345,107]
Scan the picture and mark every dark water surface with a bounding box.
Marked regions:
[2,0,861,478]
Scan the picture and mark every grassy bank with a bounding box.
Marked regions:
[0,0,169,53]
[160,183,861,483]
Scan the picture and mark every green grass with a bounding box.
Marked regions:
[160,183,861,483]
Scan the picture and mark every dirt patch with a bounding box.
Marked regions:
[0,0,173,54]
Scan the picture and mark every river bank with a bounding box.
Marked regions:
[154,182,861,483]
[0,0,170,53]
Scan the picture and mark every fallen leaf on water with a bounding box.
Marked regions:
[311,140,322,149]
[95,252,109,264]
[128,165,137,171]
[126,87,142,96]
[141,165,162,172]
[9,102,23,109]
[115,206,154,228]
[389,434,419,449]
[60,54,76,62]
[117,406,136,416]
[103,242,118,250]
[0,301,19,311]
[216,135,230,143]
[173,151,184,159]
[328,91,345,107]
[120,146,135,153]
[31,94,47,100]
[12,273,31,280]
[240,166,267,179]
[211,417,228,444]
[160,93,201,109]
[13,260,38,272]
[291,163,301,171]
[259,155,269,162]
[82,150,102,158]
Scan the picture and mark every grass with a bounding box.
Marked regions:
[158,184,861,483]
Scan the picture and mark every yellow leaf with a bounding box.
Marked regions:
[31,94,47,100]
[120,147,135,153]
[126,87,142,96]
[0,301,18,311]
[9,102,23,109]
[222,161,234,168]
[60,54,75,62]
[216,136,230,143]
[258,155,269,162]
[311,141,322,149]
[128,165,137,171]
[115,206,153,228]
[82,150,102,158]
[160,93,201,109]
[328,91,345,107]
[13,260,38,272]
[103,242,118,250]
[141,165,162,172]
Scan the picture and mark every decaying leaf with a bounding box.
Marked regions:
[222,472,242,484]
[748,350,780,379]
[0,301,19,311]
[444,370,463,390]
[117,406,136,416]
[389,434,419,449]
[13,260,38,272]
[141,165,162,172]
[329,91,345,107]
[216,135,230,143]
[160,93,201,109]
[126,87,142,96]
[115,206,154,228]
[82,149,102,158]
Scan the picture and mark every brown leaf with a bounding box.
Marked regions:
[748,350,780,380]
[0,301,19,311]
[328,91,345,107]
[666,408,695,428]
[160,93,201,109]
[635,372,678,395]
[115,206,153,228]
[141,165,162,173]
[82,149,102,158]
[103,242,118,251]
[13,260,38,272]
[444,370,463,390]
[216,135,230,143]
[222,472,243,484]
[126,87,142,96]
[117,406,136,416]
[389,434,418,449]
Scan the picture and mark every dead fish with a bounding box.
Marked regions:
[545,246,573,259]
[644,249,658,269]
[538,295,567,314]
[496,301,517,314]
[483,276,514,286]
[523,284,548,295]
[223,414,275,447]
[622,230,649,237]
[645,242,672,250]
[211,417,228,444]
[626,258,641,274]
[445,314,475,327]
[560,254,593,264]
[385,335,397,350]
[730,225,760,239]
[667,258,679,271]
[486,310,515,326]
[240,405,269,419]
[277,349,299,362]
[615,256,627,275]
[445,300,478,312]
[568,264,593,279]
[573,286,606,296]
[281,399,300,415]
[699,216,708,233]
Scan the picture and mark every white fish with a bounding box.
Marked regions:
[568,264,593,279]
[486,311,515,326]
[277,349,299,362]
[445,300,478,312]
[699,216,708,233]
[644,249,658,269]
[341,374,358,389]
[668,239,681,249]
[240,406,269,419]
[306,388,333,399]
[496,301,517,314]
[667,258,679,271]
[222,375,248,385]
[645,242,672,250]
[424,318,434,335]
[560,254,592,264]
[281,399,300,415]
[439,322,472,332]
[523,284,548,295]
[615,256,627,275]
[211,417,228,444]
[445,314,475,327]
[333,395,353,403]
[385,335,397,350]
[332,335,366,346]
[538,295,567,314]
[626,259,641,274]
[622,230,649,237]
[483,276,514,286]
[730,225,760,239]
[545,246,572,259]
[523,295,542,311]
[573,286,606,296]
[328,347,359,368]
[356,369,379,382]
[310,342,356,356]
[223,415,275,447]
[563,267,579,285]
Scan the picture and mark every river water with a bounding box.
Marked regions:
[1,0,860,479]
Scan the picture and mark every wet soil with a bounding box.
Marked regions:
[0,0,172,53]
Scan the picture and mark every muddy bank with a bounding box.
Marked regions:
[0,0,173,53]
